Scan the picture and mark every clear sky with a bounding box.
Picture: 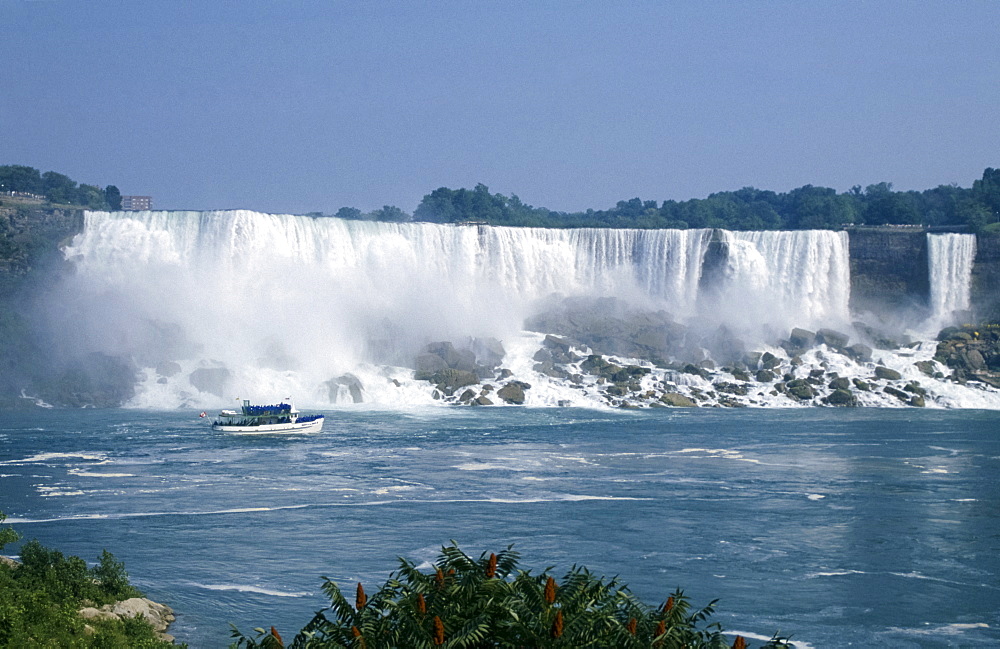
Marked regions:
[2,0,998,214]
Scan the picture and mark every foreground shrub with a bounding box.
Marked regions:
[232,544,790,648]
[0,512,178,648]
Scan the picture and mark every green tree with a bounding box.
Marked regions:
[972,167,1000,224]
[335,207,364,220]
[0,512,20,551]
[370,205,411,222]
[0,165,43,194]
[105,185,123,210]
[77,183,109,209]
[41,171,78,204]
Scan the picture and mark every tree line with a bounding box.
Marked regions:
[0,164,122,210]
[330,168,1000,233]
[7,162,999,232]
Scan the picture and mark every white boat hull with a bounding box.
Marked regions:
[212,416,324,435]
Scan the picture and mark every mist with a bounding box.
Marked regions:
[37,210,972,408]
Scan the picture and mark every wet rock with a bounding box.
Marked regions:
[414,353,448,377]
[730,368,751,382]
[967,349,986,370]
[713,382,748,396]
[155,361,182,378]
[660,392,696,407]
[189,366,231,398]
[760,352,781,370]
[914,360,937,376]
[755,369,775,383]
[884,385,910,402]
[789,328,817,348]
[532,348,553,363]
[429,369,479,395]
[785,379,816,400]
[852,378,871,391]
[874,366,902,381]
[825,388,857,406]
[471,337,506,368]
[681,363,711,379]
[472,395,494,406]
[828,377,851,391]
[845,343,873,362]
[542,334,572,353]
[580,355,612,374]
[459,388,477,402]
[910,395,926,407]
[816,328,850,349]
[497,381,529,404]
[328,373,364,403]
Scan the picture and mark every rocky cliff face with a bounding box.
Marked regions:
[0,206,83,295]
[848,228,930,316]
[972,233,1000,322]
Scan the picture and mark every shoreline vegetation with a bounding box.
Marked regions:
[231,544,792,649]
[0,512,788,648]
[0,512,182,647]
[2,164,999,233]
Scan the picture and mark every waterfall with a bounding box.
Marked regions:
[56,211,855,407]
[926,233,976,330]
[712,229,852,335]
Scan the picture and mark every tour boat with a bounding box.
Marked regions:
[211,399,324,434]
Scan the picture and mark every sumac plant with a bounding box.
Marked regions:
[231,544,791,649]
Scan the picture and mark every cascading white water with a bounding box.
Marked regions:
[57,210,854,407]
[714,229,852,336]
[926,233,977,331]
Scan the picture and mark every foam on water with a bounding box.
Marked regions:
[192,583,312,598]
[0,452,108,465]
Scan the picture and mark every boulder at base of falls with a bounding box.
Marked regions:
[326,373,364,403]
[188,366,231,398]
[824,388,857,407]
[659,392,696,407]
[755,369,776,383]
[497,381,530,404]
[874,366,902,381]
[471,337,506,368]
[428,369,480,396]
[789,328,817,349]
[816,328,850,349]
[828,377,851,391]
[845,343,873,363]
[416,340,498,379]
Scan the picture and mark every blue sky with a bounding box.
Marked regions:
[2,0,998,214]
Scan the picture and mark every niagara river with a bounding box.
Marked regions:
[2,407,998,647]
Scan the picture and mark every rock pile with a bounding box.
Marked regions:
[78,597,176,642]
[934,326,1000,388]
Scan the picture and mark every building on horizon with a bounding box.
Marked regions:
[121,195,152,210]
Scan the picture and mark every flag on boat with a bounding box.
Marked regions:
[199,411,207,418]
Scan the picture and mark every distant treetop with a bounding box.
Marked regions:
[0,164,122,211]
